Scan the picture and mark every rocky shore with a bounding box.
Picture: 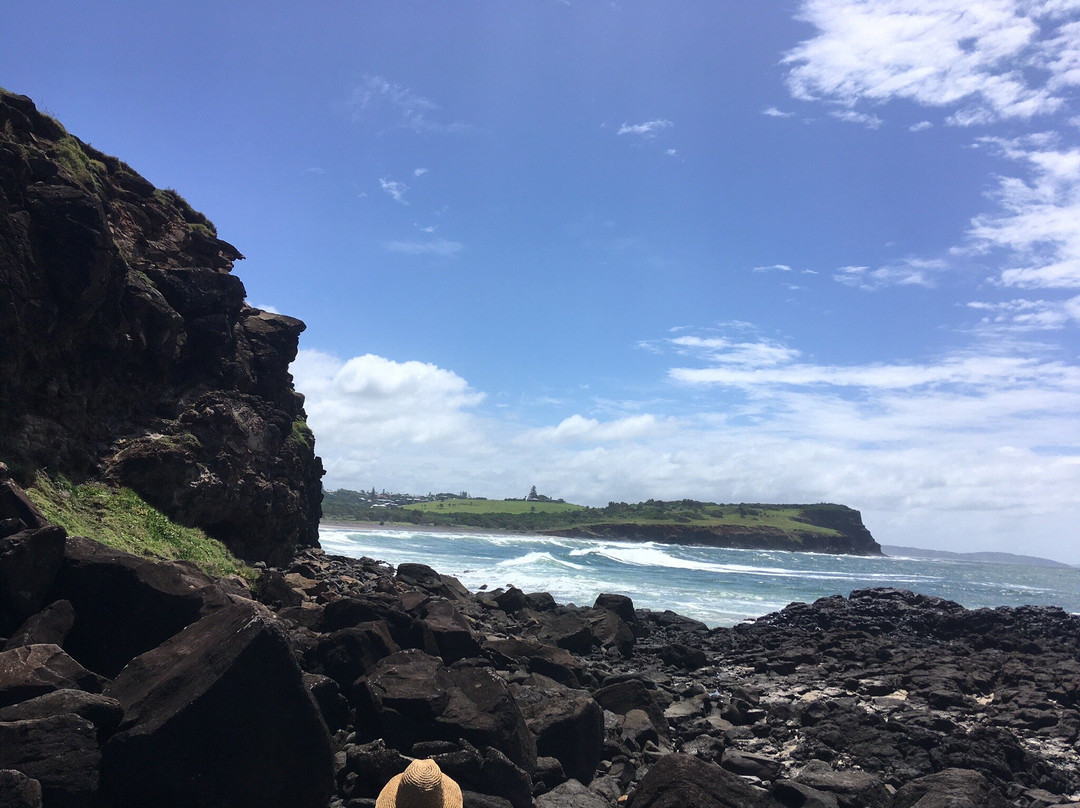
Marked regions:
[2,85,1078,808]
[3,472,1078,808]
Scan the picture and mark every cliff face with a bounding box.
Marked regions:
[0,90,323,562]
[543,505,882,556]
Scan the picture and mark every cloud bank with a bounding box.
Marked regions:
[293,330,1080,562]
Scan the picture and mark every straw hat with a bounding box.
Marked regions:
[376,759,463,808]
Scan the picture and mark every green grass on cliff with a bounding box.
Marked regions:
[405,498,584,515]
[26,475,255,581]
[324,492,847,539]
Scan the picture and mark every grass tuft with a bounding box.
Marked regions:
[26,474,255,581]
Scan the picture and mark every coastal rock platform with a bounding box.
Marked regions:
[2,475,1077,807]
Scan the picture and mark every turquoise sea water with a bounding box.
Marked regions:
[320,526,1080,628]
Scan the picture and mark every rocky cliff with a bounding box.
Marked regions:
[543,505,882,556]
[0,89,322,562]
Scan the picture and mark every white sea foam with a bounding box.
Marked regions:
[317,524,1080,627]
[496,551,585,571]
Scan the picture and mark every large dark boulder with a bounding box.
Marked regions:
[417,598,483,663]
[536,778,612,808]
[593,678,669,737]
[357,649,537,771]
[311,621,399,688]
[628,753,768,808]
[0,689,123,737]
[792,762,889,808]
[51,535,232,677]
[3,599,75,649]
[539,611,596,654]
[430,743,533,808]
[0,644,106,708]
[0,527,66,634]
[888,768,1007,808]
[586,607,636,657]
[484,638,586,687]
[101,602,334,808]
[511,675,604,785]
[0,769,42,808]
[0,714,101,808]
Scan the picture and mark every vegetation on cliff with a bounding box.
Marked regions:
[25,474,254,580]
[321,491,882,555]
[0,88,323,562]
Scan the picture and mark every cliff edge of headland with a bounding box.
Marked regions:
[0,89,322,562]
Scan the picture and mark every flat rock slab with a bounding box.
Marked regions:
[0,689,123,735]
[0,526,66,633]
[0,714,101,808]
[0,643,106,708]
[536,778,611,808]
[54,535,233,677]
[629,752,768,808]
[888,768,1007,808]
[512,675,603,785]
[102,602,334,808]
[358,649,537,772]
[0,768,43,808]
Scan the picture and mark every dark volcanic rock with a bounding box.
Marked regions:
[0,526,66,634]
[0,689,123,737]
[0,714,101,808]
[629,753,768,808]
[430,743,533,808]
[535,778,612,808]
[511,674,604,785]
[0,644,106,708]
[0,89,322,562]
[311,622,399,688]
[102,602,334,808]
[484,638,586,687]
[888,768,1007,808]
[3,598,75,649]
[52,535,234,677]
[0,769,43,808]
[356,649,537,772]
[593,678,670,737]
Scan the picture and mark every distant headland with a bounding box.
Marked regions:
[321,488,883,556]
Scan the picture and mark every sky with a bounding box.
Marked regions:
[4,1,1080,562]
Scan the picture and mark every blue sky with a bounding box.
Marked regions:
[4,1,1080,562]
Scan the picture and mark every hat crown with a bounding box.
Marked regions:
[398,760,444,808]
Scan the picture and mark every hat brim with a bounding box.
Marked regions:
[375,771,464,808]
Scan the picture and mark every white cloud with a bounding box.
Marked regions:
[295,332,1080,561]
[967,295,1080,330]
[291,351,490,489]
[347,74,471,134]
[966,136,1080,288]
[830,109,884,128]
[520,414,664,444]
[617,119,674,137]
[669,336,803,367]
[783,0,1080,125]
[379,177,409,204]
[762,106,795,118]
[753,263,793,272]
[384,239,464,256]
[666,148,678,156]
[909,120,933,131]
[834,258,946,289]
[414,167,429,177]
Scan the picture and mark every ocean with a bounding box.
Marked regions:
[319,525,1080,628]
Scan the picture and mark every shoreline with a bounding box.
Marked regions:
[319,518,539,538]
